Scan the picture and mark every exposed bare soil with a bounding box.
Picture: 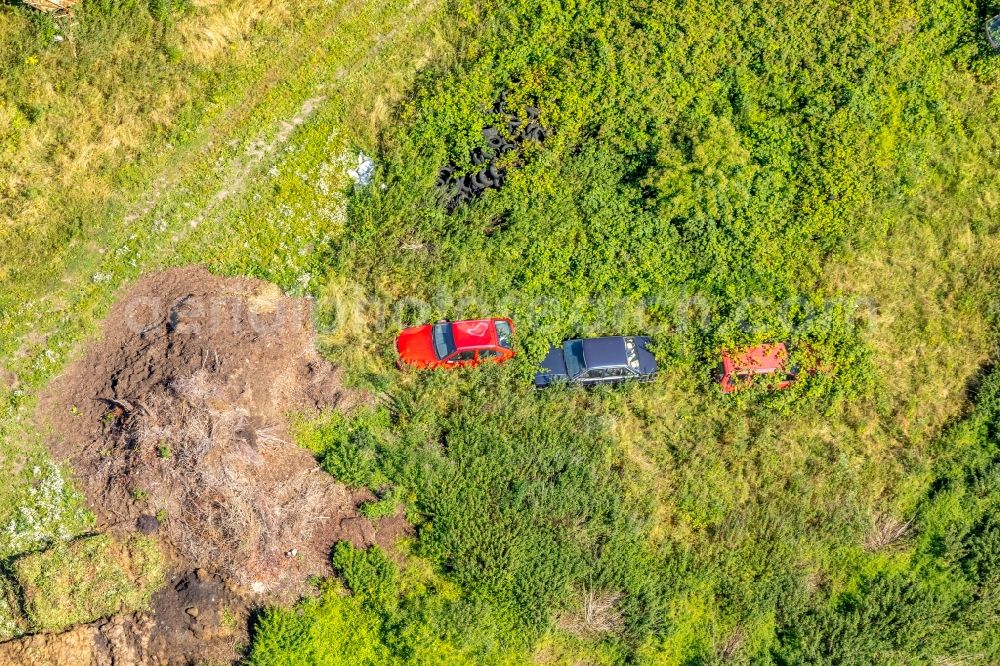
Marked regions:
[27,266,410,663]
[145,568,245,665]
[0,569,245,665]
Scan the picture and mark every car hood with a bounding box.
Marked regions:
[534,345,568,385]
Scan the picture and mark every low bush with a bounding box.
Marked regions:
[248,544,519,665]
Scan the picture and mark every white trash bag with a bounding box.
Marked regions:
[347,151,375,186]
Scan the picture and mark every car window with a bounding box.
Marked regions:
[447,350,476,362]
[564,340,585,378]
[432,323,456,360]
[582,368,619,380]
[480,349,502,359]
[495,321,513,349]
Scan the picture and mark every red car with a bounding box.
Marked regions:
[396,318,515,369]
[718,342,799,393]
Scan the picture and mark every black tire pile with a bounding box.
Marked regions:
[436,101,546,210]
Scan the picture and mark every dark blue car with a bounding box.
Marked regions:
[988,14,1000,49]
[534,336,658,389]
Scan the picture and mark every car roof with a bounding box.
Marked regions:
[578,337,629,369]
[451,319,498,350]
[725,342,789,373]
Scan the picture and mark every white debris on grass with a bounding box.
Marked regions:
[347,151,375,186]
[1,463,91,558]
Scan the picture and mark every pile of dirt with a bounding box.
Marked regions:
[38,266,409,598]
[0,624,97,666]
[145,568,245,665]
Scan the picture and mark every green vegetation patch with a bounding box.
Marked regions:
[0,573,26,642]
[290,387,667,658]
[0,461,94,560]
[11,533,164,632]
[253,0,1000,660]
[248,583,391,666]
[773,366,1000,662]
[248,542,525,666]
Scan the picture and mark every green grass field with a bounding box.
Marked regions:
[3,0,1000,662]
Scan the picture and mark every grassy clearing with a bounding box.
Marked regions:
[3,0,1000,662]
[0,0,451,642]
[11,533,164,633]
[246,0,1000,662]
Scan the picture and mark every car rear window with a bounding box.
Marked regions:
[432,323,456,360]
[624,337,640,371]
[564,340,585,378]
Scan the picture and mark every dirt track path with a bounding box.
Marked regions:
[120,0,375,229]
[124,0,437,244]
[0,0,443,445]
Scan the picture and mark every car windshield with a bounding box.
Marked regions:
[564,340,585,378]
[495,320,513,349]
[431,323,456,360]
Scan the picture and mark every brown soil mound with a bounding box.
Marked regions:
[38,266,409,599]
[0,612,157,666]
[146,568,246,665]
[0,624,97,666]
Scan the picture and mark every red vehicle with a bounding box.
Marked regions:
[717,342,799,393]
[396,318,515,369]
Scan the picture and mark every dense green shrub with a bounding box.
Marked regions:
[248,543,525,665]
[316,385,670,645]
[247,0,1000,662]
[247,584,391,666]
[333,542,400,613]
[774,368,1000,663]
